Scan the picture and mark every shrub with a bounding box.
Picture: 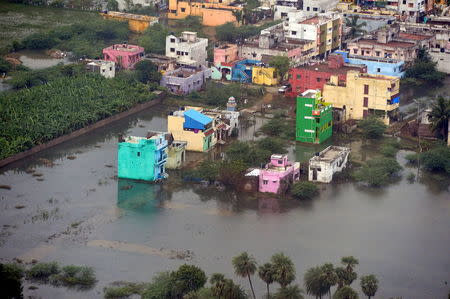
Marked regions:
[380,144,398,157]
[104,282,146,298]
[420,146,450,173]
[0,263,24,299]
[407,172,416,183]
[171,264,207,296]
[27,262,59,280]
[138,24,169,54]
[257,137,288,154]
[358,117,386,139]
[405,153,419,164]
[51,265,96,287]
[291,182,319,200]
[142,272,173,299]
[352,157,402,187]
[0,57,12,74]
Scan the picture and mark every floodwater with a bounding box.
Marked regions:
[16,50,73,70]
[0,103,449,299]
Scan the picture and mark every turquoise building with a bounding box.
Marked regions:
[118,133,168,181]
[335,50,405,78]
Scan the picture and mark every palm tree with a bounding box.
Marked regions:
[360,275,378,299]
[304,266,328,299]
[271,253,296,288]
[428,96,450,141]
[258,263,275,298]
[341,256,359,273]
[333,286,358,299]
[210,273,226,297]
[232,252,257,299]
[345,16,367,39]
[321,263,338,299]
[336,257,358,289]
[274,284,305,299]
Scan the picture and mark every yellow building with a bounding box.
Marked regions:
[252,67,279,86]
[100,11,158,33]
[168,0,241,26]
[323,71,400,124]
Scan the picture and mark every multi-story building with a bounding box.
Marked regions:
[103,44,144,70]
[252,66,280,86]
[86,60,115,78]
[335,50,405,77]
[168,0,241,26]
[274,0,339,20]
[214,44,239,65]
[259,154,300,194]
[160,65,211,95]
[302,0,340,15]
[296,89,333,144]
[346,25,435,62]
[166,32,208,66]
[284,12,342,57]
[240,23,317,63]
[323,70,400,123]
[230,59,262,83]
[118,133,168,181]
[287,54,367,97]
[398,0,426,22]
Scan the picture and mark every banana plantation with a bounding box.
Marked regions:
[0,75,156,160]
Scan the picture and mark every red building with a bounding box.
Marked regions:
[286,55,367,98]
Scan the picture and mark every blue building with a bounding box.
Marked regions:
[231,59,262,83]
[118,133,168,181]
[335,51,405,78]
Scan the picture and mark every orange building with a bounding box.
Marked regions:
[168,0,241,26]
[100,11,158,33]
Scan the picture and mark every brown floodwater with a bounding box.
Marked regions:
[0,102,449,299]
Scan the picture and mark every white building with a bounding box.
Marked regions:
[274,0,339,20]
[86,60,115,78]
[166,32,208,67]
[308,146,350,183]
[116,0,166,11]
[398,0,426,22]
[302,0,339,15]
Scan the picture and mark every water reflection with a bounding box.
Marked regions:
[117,179,165,213]
[17,50,73,70]
[258,197,280,213]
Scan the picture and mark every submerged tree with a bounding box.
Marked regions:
[428,96,450,141]
[336,257,359,289]
[258,263,276,298]
[333,286,359,299]
[271,253,296,288]
[345,16,367,39]
[304,266,329,298]
[360,275,378,299]
[274,284,305,299]
[232,252,257,299]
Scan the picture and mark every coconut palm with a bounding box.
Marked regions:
[360,275,378,299]
[321,263,338,299]
[274,284,305,299]
[270,253,296,288]
[428,96,450,141]
[341,256,359,273]
[210,273,226,297]
[345,16,367,39]
[258,263,275,298]
[333,286,358,299]
[304,266,328,299]
[232,252,257,299]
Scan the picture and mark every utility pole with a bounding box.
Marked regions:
[413,99,422,181]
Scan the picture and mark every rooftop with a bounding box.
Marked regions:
[103,11,158,22]
[165,66,205,78]
[184,109,212,125]
[354,39,416,49]
[310,146,350,163]
[398,32,433,41]
[104,44,144,53]
[294,62,366,75]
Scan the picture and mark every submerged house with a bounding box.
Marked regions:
[259,154,300,194]
[167,141,187,169]
[308,146,350,183]
[118,133,168,182]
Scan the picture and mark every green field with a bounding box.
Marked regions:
[0,2,99,49]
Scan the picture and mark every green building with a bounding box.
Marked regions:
[296,90,333,144]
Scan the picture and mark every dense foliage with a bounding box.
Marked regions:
[216,20,282,43]
[403,48,446,86]
[352,157,402,187]
[0,75,156,159]
[405,146,450,174]
[428,96,450,141]
[138,23,170,55]
[291,182,319,200]
[358,117,386,139]
[270,56,290,81]
[260,116,295,140]
[0,263,24,299]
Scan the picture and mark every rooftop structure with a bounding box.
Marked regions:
[103,44,145,69]
[100,11,158,32]
[214,44,239,65]
[142,54,178,73]
[309,146,350,183]
[160,65,211,95]
[166,32,208,66]
[86,60,115,78]
[259,154,300,194]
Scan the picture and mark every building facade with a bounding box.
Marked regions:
[166,32,208,66]
[103,44,144,69]
[323,70,400,123]
[118,134,168,181]
[259,154,300,194]
[100,11,159,33]
[287,54,367,97]
[308,146,350,183]
[296,90,333,144]
[86,60,115,78]
[251,66,279,86]
[214,44,239,65]
[160,65,211,95]
[167,141,187,169]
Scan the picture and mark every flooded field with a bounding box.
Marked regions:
[16,50,73,70]
[0,103,449,299]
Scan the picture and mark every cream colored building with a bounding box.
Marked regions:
[323,71,400,124]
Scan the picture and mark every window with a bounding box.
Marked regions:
[137,152,141,157]
[364,84,369,95]
[170,38,176,43]
[281,12,287,17]
[353,49,358,54]
[316,78,321,82]
[363,97,368,107]
[296,74,301,79]
[263,180,268,185]
[202,4,205,7]
[307,7,310,11]
[278,160,283,164]
[291,31,297,35]
[109,67,112,71]
[181,7,185,12]
[170,48,175,52]
[377,68,381,73]
[176,51,181,55]
[376,51,381,56]
[185,52,189,55]
[313,7,318,11]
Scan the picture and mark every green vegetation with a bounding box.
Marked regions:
[216,20,282,43]
[405,146,450,175]
[232,252,257,299]
[380,140,400,158]
[258,263,275,299]
[134,60,162,85]
[403,48,446,86]
[358,117,386,139]
[360,274,378,299]
[274,284,304,299]
[0,263,24,299]
[270,252,296,288]
[270,56,290,81]
[345,15,367,39]
[138,23,170,55]
[352,157,402,187]
[50,265,96,288]
[291,182,319,200]
[0,75,156,160]
[27,262,59,280]
[333,286,359,299]
[428,96,450,141]
[260,116,295,140]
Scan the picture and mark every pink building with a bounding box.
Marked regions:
[259,154,300,194]
[103,44,145,70]
[214,44,239,65]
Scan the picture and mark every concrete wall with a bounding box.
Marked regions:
[430,50,450,74]
[166,34,208,66]
[308,147,350,183]
[161,67,211,95]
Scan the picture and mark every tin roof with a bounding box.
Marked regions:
[184,109,212,126]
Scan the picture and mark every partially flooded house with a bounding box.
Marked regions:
[167,141,187,169]
[259,154,300,194]
[308,146,350,183]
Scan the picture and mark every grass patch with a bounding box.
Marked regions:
[291,182,319,200]
[104,282,148,299]
[27,262,59,281]
[50,265,96,288]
